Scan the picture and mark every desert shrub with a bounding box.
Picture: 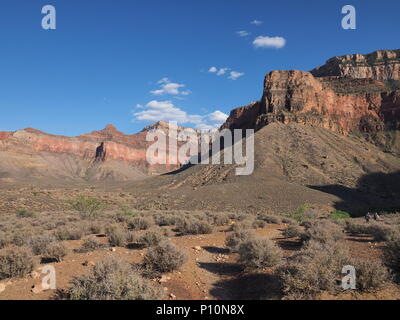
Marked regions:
[252,219,266,229]
[352,259,390,291]
[128,216,153,231]
[225,229,256,253]
[230,219,255,232]
[153,213,180,226]
[0,233,8,249]
[208,213,230,226]
[81,237,103,252]
[28,234,56,255]
[106,225,129,247]
[345,221,370,234]
[16,209,35,218]
[143,241,186,274]
[288,205,315,224]
[238,238,282,271]
[43,242,68,262]
[11,229,35,247]
[279,241,351,299]
[70,196,105,220]
[281,217,298,225]
[302,220,344,244]
[87,222,104,235]
[0,247,36,280]
[283,225,304,238]
[259,214,282,224]
[385,238,400,273]
[176,218,213,235]
[138,230,166,248]
[65,257,163,300]
[55,225,85,241]
[366,223,399,242]
[330,210,351,221]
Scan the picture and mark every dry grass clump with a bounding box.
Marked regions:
[258,214,282,224]
[127,216,154,231]
[207,213,230,226]
[42,242,68,262]
[69,196,105,220]
[143,241,186,274]
[153,213,180,226]
[138,229,166,248]
[366,223,399,242]
[279,241,351,299]
[345,220,370,234]
[176,217,213,235]
[106,224,129,247]
[0,233,9,249]
[238,238,283,271]
[64,257,164,300]
[28,234,56,255]
[11,229,35,247]
[225,229,256,253]
[0,247,36,280]
[230,219,255,232]
[302,220,345,244]
[385,237,400,274]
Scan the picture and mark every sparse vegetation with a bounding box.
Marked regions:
[283,225,304,238]
[238,238,283,271]
[43,242,68,262]
[16,209,35,218]
[81,237,103,252]
[143,241,186,274]
[127,216,153,231]
[28,234,56,255]
[106,224,129,247]
[138,229,166,248]
[302,220,345,244]
[55,225,85,241]
[352,260,390,291]
[65,258,164,300]
[0,247,36,280]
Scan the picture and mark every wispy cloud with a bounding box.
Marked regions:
[253,36,286,49]
[250,20,263,26]
[228,71,245,80]
[150,78,191,96]
[236,30,251,37]
[133,100,228,130]
[208,67,245,80]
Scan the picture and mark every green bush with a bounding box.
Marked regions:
[143,241,186,274]
[330,210,351,221]
[238,238,283,271]
[65,257,164,300]
[0,247,36,280]
[70,196,105,220]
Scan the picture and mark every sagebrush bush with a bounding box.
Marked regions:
[283,225,304,238]
[143,241,186,274]
[128,216,153,231]
[345,221,370,234]
[302,220,344,244]
[385,237,400,273]
[0,247,36,280]
[70,196,105,220]
[238,238,283,271]
[153,213,180,226]
[65,257,164,300]
[225,229,256,253]
[81,237,103,252]
[16,209,35,218]
[279,240,351,299]
[176,218,213,235]
[28,234,56,255]
[43,242,68,262]
[230,219,255,232]
[106,225,129,247]
[252,219,266,229]
[208,213,230,226]
[352,259,390,291]
[367,223,399,242]
[258,214,282,224]
[55,225,85,241]
[138,230,166,248]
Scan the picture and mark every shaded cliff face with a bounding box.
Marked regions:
[0,124,181,183]
[311,49,400,81]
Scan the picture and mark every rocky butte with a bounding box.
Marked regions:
[222,49,400,153]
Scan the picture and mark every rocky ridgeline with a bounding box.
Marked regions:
[222,50,400,148]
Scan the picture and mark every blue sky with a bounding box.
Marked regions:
[0,0,399,136]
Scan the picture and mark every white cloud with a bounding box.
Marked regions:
[251,20,263,26]
[229,71,245,80]
[253,36,286,49]
[133,100,228,130]
[208,67,218,73]
[151,78,191,96]
[237,30,250,37]
[216,68,230,76]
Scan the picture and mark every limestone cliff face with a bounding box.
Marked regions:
[311,49,400,81]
